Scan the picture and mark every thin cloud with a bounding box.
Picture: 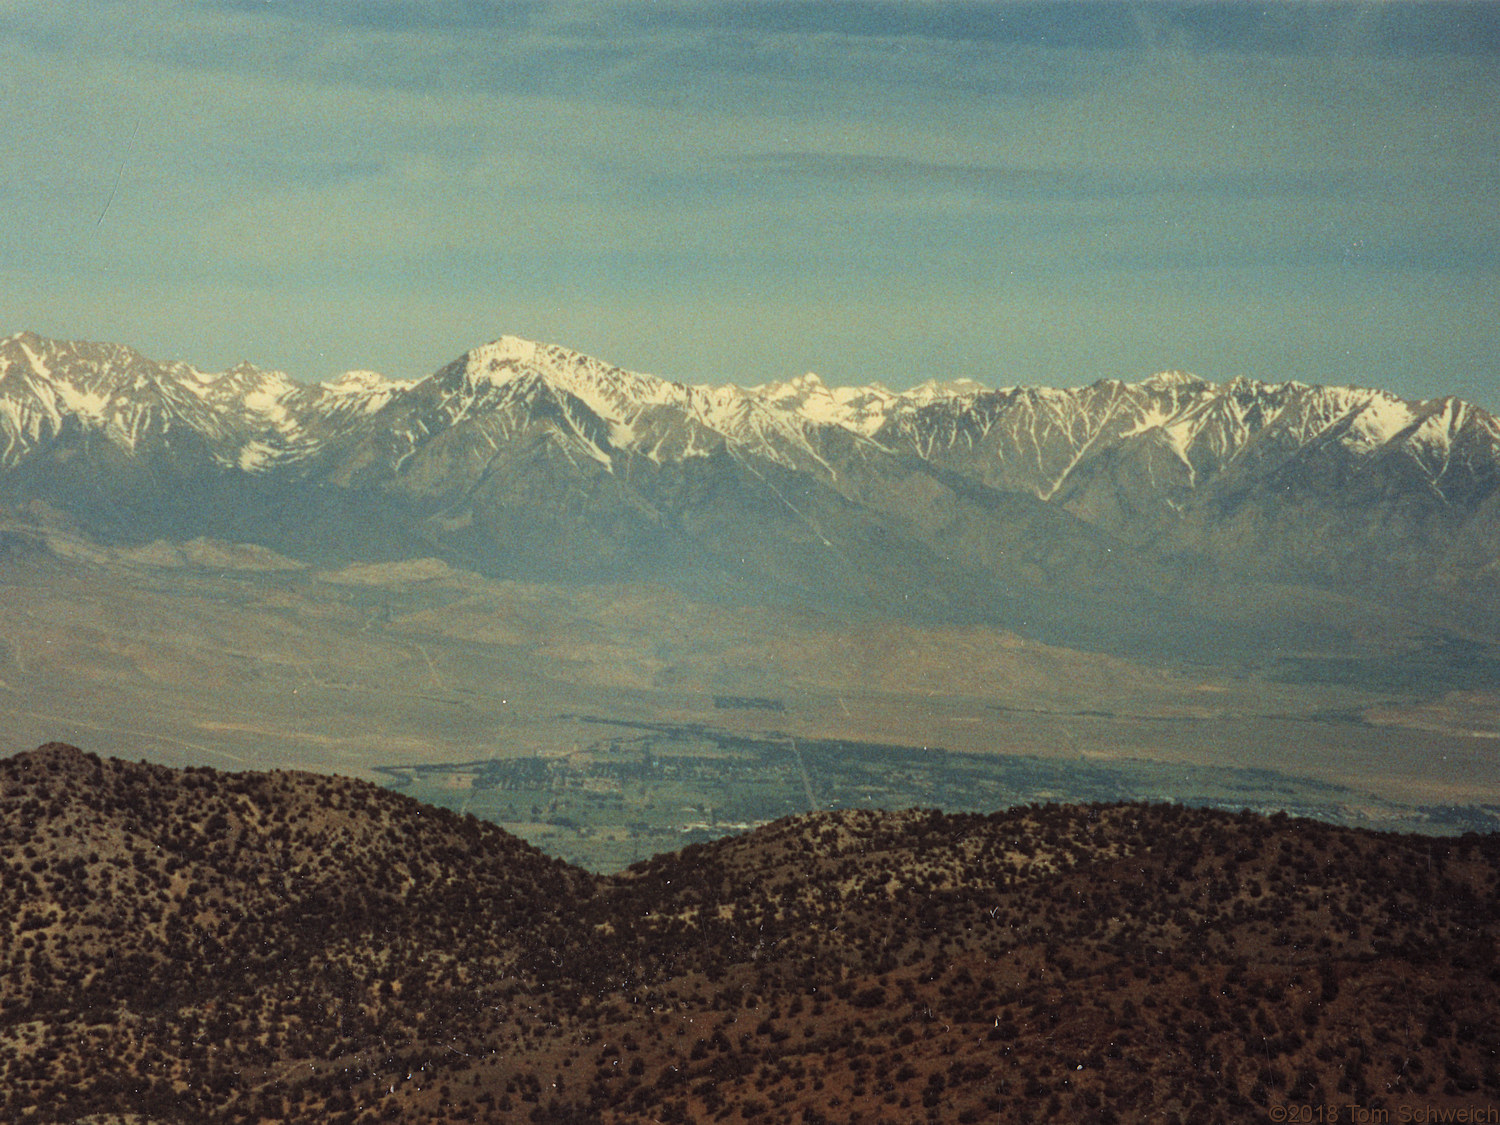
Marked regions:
[738,153,1424,203]
[0,1,1494,404]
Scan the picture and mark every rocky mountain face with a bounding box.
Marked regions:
[3,329,1497,643]
[4,744,1499,1123]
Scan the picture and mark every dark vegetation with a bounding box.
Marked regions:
[3,743,1499,1123]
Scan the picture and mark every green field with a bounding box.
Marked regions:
[374,715,1496,871]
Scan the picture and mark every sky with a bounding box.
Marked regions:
[0,1,1497,405]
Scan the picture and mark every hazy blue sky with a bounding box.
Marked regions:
[1,1,1496,404]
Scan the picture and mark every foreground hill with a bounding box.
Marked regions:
[0,744,596,1122]
[3,744,1499,1123]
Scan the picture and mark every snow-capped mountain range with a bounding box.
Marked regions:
[3,329,1497,639]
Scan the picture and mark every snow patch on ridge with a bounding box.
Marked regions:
[1344,395,1416,453]
[50,379,109,422]
[237,441,277,471]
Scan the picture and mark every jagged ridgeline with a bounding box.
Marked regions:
[2,330,1498,649]
[4,744,1499,1124]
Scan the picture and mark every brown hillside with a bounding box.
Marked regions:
[3,744,1498,1124]
[0,743,595,1121]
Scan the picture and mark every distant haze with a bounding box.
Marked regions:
[1,1,1496,407]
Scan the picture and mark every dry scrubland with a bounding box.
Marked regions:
[2,549,1496,817]
[3,744,1498,1124]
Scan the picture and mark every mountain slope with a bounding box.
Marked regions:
[0,743,595,1122]
[2,329,1497,644]
[4,744,1499,1123]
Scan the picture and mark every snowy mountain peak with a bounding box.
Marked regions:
[760,372,838,415]
[469,334,544,370]
[1138,370,1208,392]
[2,331,1496,542]
[904,377,987,405]
[0,329,56,359]
[322,370,396,393]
